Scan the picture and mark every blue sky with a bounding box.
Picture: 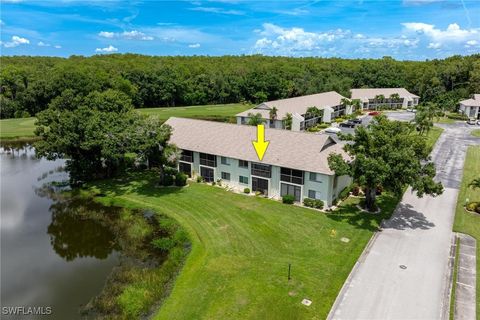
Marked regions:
[1,0,479,60]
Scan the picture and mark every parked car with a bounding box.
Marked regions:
[324,127,342,134]
[368,111,381,116]
[467,118,477,125]
[350,118,362,124]
[406,108,413,112]
[477,119,480,125]
[339,122,355,128]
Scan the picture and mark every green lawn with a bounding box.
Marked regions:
[0,104,250,140]
[138,103,250,121]
[0,117,37,139]
[472,129,480,138]
[90,172,399,319]
[452,146,480,317]
[426,126,444,151]
[434,117,456,124]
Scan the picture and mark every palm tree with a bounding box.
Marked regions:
[269,106,278,120]
[389,93,400,102]
[351,99,362,113]
[306,106,320,118]
[469,178,480,190]
[283,113,293,130]
[247,112,264,126]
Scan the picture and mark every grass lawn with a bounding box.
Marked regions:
[0,104,250,140]
[0,117,37,139]
[434,117,456,124]
[472,129,480,138]
[91,172,399,319]
[452,146,480,317]
[138,103,250,121]
[426,126,444,150]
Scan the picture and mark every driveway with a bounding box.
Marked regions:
[328,121,480,320]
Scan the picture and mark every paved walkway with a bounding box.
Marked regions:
[454,234,476,320]
[328,121,480,320]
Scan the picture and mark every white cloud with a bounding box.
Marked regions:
[54,45,62,49]
[188,43,200,48]
[465,40,479,48]
[37,41,50,47]
[427,42,441,49]
[98,30,154,41]
[189,6,245,15]
[274,8,309,16]
[0,20,4,26]
[95,45,118,53]
[402,22,480,44]
[98,31,115,38]
[2,35,29,48]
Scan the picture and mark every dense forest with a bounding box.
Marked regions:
[1,54,479,119]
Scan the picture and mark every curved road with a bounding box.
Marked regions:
[328,114,480,320]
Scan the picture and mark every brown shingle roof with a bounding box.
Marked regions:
[165,117,349,175]
[350,88,419,101]
[460,94,480,107]
[236,91,347,119]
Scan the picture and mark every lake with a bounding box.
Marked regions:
[0,143,119,319]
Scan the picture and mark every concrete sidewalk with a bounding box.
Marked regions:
[328,122,479,320]
[454,234,476,320]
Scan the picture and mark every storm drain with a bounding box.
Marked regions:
[399,265,407,269]
[301,299,312,306]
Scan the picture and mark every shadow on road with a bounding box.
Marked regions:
[381,202,435,230]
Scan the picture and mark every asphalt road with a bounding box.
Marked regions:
[328,120,480,320]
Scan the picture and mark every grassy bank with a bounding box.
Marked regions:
[0,117,37,140]
[426,126,444,151]
[472,129,480,138]
[89,171,399,319]
[452,145,480,317]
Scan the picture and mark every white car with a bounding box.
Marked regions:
[324,127,342,134]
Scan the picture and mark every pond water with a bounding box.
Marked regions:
[1,143,119,319]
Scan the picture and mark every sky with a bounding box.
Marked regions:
[0,0,479,60]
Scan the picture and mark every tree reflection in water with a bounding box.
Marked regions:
[36,184,120,261]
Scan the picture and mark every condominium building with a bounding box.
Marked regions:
[165,117,352,206]
[459,94,480,119]
[350,88,420,110]
[235,91,351,131]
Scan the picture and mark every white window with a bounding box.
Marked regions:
[239,176,249,184]
[309,172,322,182]
[221,172,231,181]
[221,156,230,165]
[308,190,320,199]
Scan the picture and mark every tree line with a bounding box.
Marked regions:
[1,54,479,119]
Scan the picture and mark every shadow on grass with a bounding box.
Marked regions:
[326,193,401,232]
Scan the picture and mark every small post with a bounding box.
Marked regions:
[288,263,291,281]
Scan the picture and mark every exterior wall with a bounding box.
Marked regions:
[461,104,480,119]
[181,150,341,207]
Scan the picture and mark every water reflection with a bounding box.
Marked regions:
[1,143,119,320]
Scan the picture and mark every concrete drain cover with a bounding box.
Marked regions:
[399,265,407,269]
[301,299,312,306]
[340,237,350,243]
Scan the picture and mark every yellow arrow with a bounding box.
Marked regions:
[252,124,270,161]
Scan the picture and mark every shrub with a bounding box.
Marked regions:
[243,188,250,194]
[338,186,350,200]
[212,181,216,186]
[303,198,315,207]
[475,204,480,214]
[216,179,222,186]
[282,194,295,204]
[352,185,360,196]
[196,176,204,183]
[376,185,383,195]
[446,113,468,120]
[306,126,320,132]
[317,123,329,129]
[314,200,324,209]
[175,172,188,186]
[466,201,479,212]
[162,174,174,186]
